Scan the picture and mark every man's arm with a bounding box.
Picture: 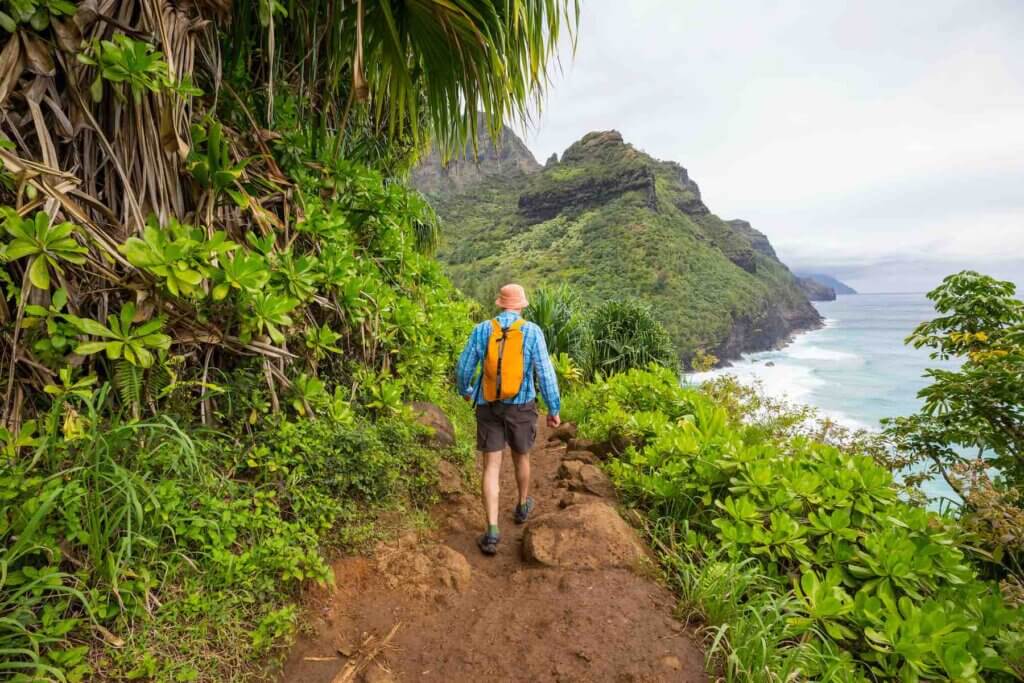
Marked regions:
[455,324,484,398]
[531,328,561,420]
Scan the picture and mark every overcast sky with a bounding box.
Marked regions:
[522,0,1024,292]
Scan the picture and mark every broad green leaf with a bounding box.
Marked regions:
[28,256,51,289]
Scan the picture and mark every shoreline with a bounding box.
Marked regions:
[712,309,826,369]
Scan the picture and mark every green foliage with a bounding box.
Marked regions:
[566,367,1024,682]
[0,381,450,680]
[119,217,236,298]
[213,251,271,300]
[67,303,171,368]
[240,290,298,345]
[77,33,201,103]
[585,299,677,375]
[0,210,86,291]
[0,0,74,32]
[0,157,474,680]
[187,118,250,200]
[524,284,587,360]
[523,284,674,379]
[226,0,578,161]
[22,287,76,362]
[884,271,1024,489]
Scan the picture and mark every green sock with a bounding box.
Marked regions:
[487,524,499,538]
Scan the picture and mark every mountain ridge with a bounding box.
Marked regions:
[413,128,822,365]
[411,118,540,195]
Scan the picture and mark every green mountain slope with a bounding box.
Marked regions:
[415,129,821,364]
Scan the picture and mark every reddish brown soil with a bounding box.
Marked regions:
[280,420,706,683]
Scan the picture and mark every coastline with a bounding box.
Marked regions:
[710,302,825,367]
[713,315,824,369]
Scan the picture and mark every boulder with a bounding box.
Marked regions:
[410,401,455,448]
[575,464,615,498]
[558,459,615,497]
[522,503,645,570]
[436,460,464,497]
[563,449,599,464]
[379,543,471,596]
[558,459,584,480]
[550,422,578,442]
[567,437,596,452]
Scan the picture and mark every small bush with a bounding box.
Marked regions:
[584,299,677,376]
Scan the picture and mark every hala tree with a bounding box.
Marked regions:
[0,1,578,426]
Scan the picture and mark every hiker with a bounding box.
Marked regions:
[456,283,561,556]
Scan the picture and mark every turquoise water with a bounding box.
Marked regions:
[691,293,959,501]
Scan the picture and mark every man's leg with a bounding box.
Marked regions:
[512,450,530,506]
[481,450,503,529]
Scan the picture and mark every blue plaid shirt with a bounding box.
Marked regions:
[456,311,561,415]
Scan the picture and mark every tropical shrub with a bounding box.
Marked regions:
[583,299,678,376]
[524,283,588,360]
[566,366,1024,681]
[883,271,1023,494]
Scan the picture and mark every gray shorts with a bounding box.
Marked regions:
[475,400,538,454]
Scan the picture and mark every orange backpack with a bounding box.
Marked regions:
[481,318,526,402]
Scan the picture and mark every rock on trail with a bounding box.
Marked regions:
[281,417,705,682]
[522,503,646,570]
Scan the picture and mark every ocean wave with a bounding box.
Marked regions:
[785,345,864,364]
[688,365,876,432]
[692,361,825,403]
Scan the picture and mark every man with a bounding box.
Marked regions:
[456,283,561,556]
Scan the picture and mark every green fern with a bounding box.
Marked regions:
[113,360,143,417]
[145,364,172,404]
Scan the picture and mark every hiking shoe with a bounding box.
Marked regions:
[477,531,499,556]
[514,497,535,524]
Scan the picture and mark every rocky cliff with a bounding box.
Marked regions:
[413,128,821,365]
[410,118,540,195]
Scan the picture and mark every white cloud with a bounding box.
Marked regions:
[522,0,1024,288]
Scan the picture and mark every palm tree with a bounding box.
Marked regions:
[231,0,578,162]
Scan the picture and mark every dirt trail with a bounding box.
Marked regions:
[281,419,706,683]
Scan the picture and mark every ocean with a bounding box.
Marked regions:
[689,292,959,501]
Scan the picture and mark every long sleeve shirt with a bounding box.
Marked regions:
[455,311,561,415]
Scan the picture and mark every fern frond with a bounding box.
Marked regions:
[114,360,143,416]
[145,364,172,404]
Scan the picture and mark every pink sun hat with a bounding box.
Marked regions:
[495,283,529,310]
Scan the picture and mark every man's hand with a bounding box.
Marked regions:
[547,413,561,428]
